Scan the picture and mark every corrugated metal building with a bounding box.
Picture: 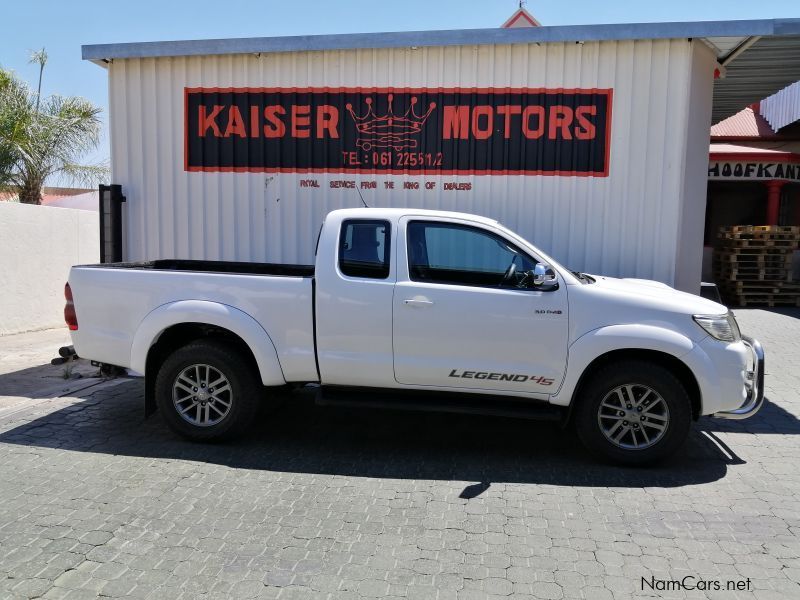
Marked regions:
[83,19,800,292]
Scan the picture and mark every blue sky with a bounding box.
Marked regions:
[2,0,799,172]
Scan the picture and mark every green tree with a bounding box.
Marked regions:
[0,57,106,204]
[29,47,48,112]
[0,68,28,187]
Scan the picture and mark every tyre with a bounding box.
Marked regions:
[574,360,692,466]
[154,340,261,441]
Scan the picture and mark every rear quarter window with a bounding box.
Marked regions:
[338,219,391,279]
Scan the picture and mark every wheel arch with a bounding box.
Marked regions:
[564,348,702,425]
[131,301,286,416]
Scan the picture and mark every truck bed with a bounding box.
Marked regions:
[68,260,318,382]
[79,259,315,277]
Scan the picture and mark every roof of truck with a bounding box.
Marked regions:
[328,207,499,225]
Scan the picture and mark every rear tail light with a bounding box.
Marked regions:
[64,283,78,331]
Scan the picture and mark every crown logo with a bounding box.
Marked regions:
[346,94,436,151]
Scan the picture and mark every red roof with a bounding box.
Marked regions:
[711,105,779,139]
[501,7,541,28]
[0,187,95,204]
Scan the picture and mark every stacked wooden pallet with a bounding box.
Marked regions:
[713,225,800,307]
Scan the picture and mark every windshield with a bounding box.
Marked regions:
[492,221,581,285]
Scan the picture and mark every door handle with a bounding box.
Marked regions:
[404,298,434,307]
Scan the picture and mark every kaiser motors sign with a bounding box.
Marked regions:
[184,87,613,176]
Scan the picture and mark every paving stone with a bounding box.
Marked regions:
[357,579,391,597]
[11,577,51,597]
[99,577,136,596]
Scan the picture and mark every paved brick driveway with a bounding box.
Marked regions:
[0,308,799,599]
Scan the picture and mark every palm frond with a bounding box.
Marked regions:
[59,162,109,187]
[0,67,105,201]
[28,48,48,69]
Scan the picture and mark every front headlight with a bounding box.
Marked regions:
[693,312,741,342]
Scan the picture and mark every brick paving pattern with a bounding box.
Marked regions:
[0,308,798,599]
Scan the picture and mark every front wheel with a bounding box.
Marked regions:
[574,360,692,465]
[154,340,261,441]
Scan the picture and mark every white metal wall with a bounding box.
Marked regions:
[760,80,800,132]
[108,39,715,290]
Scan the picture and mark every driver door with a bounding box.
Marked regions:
[392,217,568,395]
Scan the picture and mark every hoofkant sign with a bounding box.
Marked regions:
[185,87,612,176]
[708,161,800,182]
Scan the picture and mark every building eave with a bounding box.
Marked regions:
[81,18,800,62]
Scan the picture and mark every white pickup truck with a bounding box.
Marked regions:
[65,208,763,465]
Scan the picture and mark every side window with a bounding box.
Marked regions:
[407,221,535,287]
[339,219,391,279]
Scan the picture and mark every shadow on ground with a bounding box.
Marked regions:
[0,360,97,398]
[4,378,794,489]
[699,397,800,435]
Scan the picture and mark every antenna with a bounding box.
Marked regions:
[356,185,370,208]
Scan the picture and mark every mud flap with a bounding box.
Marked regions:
[144,372,157,418]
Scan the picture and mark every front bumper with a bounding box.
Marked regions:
[712,336,764,420]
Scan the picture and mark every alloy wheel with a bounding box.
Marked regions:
[172,363,233,427]
[597,383,670,450]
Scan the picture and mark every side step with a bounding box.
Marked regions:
[316,386,564,421]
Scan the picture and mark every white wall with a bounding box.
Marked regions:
[0,203,98,336]
[108,39,715,290]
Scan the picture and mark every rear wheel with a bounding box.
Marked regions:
[155,340,260,441]
[574,360,692,465]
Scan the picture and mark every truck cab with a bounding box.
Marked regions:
[315,210,568,396]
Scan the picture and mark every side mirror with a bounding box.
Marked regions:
[531,263,558,291]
